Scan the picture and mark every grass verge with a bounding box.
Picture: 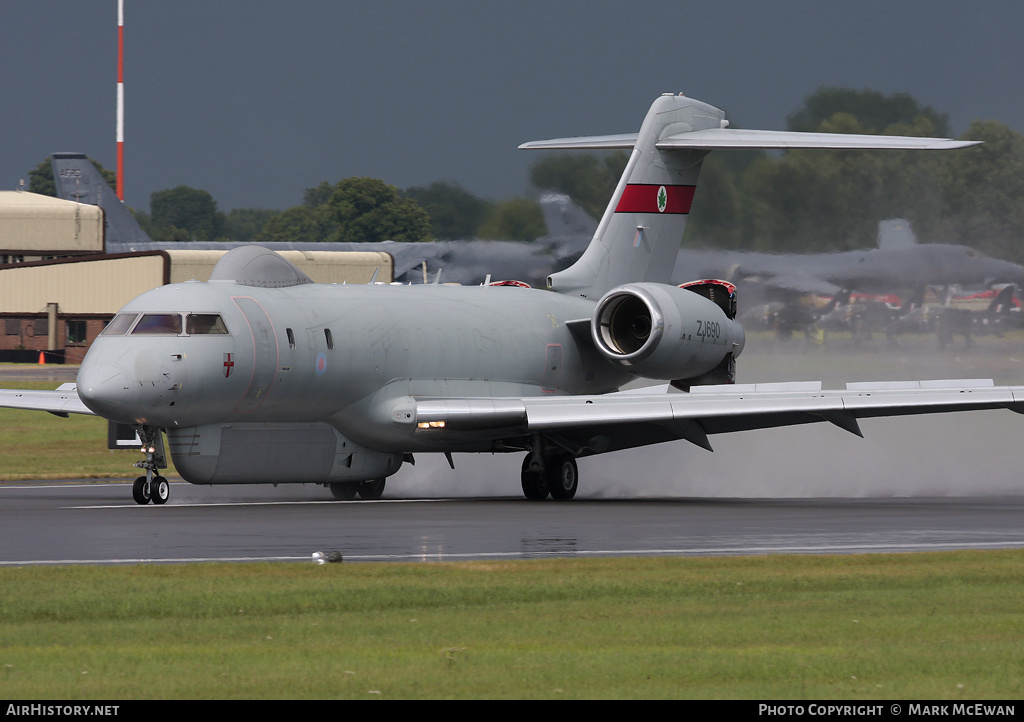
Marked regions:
[1,552,1022,699]
[0,382,170,481]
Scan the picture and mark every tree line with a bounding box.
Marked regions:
[27,87,1024,262]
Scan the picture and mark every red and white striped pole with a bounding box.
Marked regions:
[116,0,125,201]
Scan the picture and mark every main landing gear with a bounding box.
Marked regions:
[521,452,578,501]
[328,479,387,500]
[132,426,170,505]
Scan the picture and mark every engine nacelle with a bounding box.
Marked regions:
[166,422,403,485]
[591,282,745,382]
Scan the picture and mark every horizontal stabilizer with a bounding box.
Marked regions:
[518,134,638,150]
[656,128,981,151]
[521,130,980,152]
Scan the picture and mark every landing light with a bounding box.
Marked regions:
[417,420,446,429]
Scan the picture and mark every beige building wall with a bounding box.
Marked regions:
[165,250,393,284]
[0,192,103,253]
[0,249,394,362]
[0,256,167,314]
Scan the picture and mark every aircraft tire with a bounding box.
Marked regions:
[520,454,549,500]
[357,479,386,500]
[546,455,578,501]
[329,483,359,500]
[151,476,170,505]
[132,476,151,505]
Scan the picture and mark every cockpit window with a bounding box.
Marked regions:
[186,314,228,334]
[132,313,183,335]
[101,313,138,336]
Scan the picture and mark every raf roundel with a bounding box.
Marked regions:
[315,351,328,376]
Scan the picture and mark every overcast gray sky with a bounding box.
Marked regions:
[2,1,1022,214]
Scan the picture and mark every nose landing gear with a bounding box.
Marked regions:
[131,426,170,505]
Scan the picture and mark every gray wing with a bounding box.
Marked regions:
[0,384,94,417]
[412,380,1024,456]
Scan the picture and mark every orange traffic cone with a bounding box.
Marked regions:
[38,351,45,365]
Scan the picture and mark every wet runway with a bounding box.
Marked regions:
[3,478,1024,565]
[4,344,1024,566]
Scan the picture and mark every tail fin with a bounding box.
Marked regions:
[522,94,979,300]
[537,192,598,240]
[987,284,1016,316]
[51,153,151,247]
[877,219,918,250]
[523,94,720,298]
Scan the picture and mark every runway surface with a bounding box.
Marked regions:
[3,479,1024,566]
[4,341,1024,566]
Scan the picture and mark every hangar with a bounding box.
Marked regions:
[0,191,392,363]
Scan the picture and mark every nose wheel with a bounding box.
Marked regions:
[132,474,170,505]
[131,426,169,505]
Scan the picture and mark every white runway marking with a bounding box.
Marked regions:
[65,498,457,509]
[4,540,1024,567]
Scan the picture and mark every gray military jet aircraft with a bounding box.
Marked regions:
[6,92,1024,504]
[674,238,1024,299]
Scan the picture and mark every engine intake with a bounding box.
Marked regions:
[592,282,744,381]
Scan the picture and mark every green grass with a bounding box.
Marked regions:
[0,381,169,481]
[1,552,1023,699]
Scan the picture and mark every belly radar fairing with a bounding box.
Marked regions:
[7,93,1024,505]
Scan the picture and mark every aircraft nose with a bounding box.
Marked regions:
[76,363,131,419]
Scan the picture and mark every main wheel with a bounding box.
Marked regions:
[132,476,151,505]
[520,454,549,500]
[329,482,358,500]
[357,478,386,500]
[546,455,578,500]
[150,476,170,505]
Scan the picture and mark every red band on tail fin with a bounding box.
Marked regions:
[615,184,695,214]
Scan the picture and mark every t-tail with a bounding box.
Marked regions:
[521,93,980,302]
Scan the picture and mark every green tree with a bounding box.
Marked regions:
[476,197,546,242]
[225,208,279,244]
[787,86,951,137]
[730,104,959,253]
[327,177,432,244]
[684,155,742,248]
[254,206,329,244]
[936,120,1024,262]
[302,181,335,209]
[27,156,117,197]
[150,186,225,242]
[404,181,492,240]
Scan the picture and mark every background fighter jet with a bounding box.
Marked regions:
[6,92,1024,505]
[675,236,1024,300]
